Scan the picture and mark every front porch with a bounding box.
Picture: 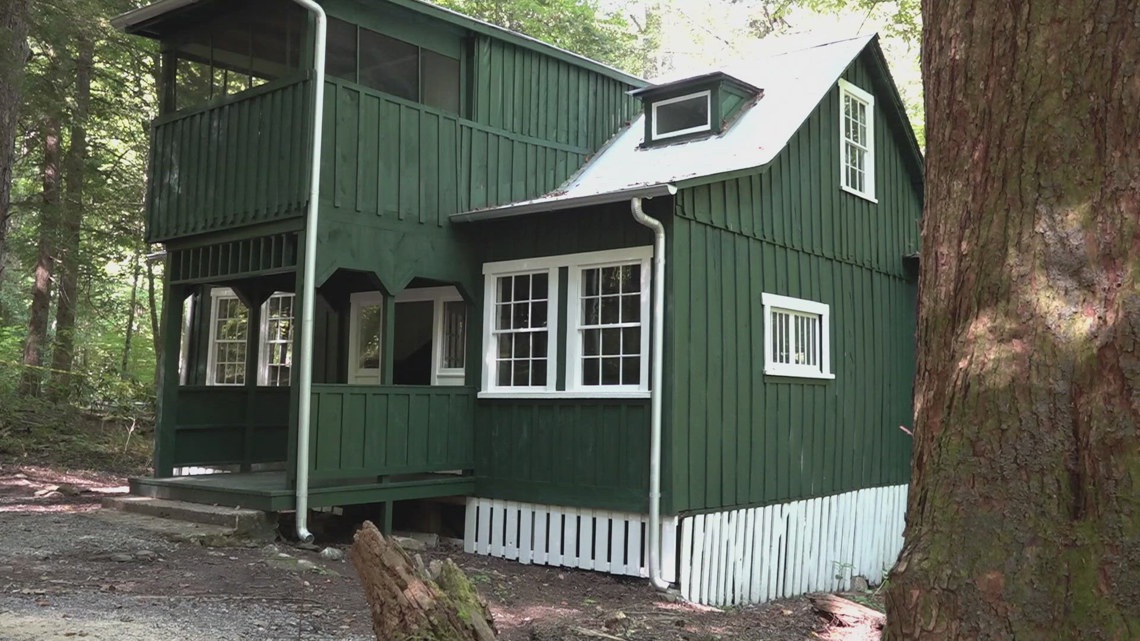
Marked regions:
[131,470,474,512]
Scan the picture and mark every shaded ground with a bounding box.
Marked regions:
[0,463,878,640]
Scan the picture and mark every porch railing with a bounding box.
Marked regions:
[147,75,312,242]
[309,385,476,481]
[168,386,291,470]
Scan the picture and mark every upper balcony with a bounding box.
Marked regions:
[145,0,311,242]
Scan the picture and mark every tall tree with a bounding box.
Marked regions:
[0,0,29,300]
[885,1,1140,638]
[433,0,644,74]
[48,36,94,401]
[19,117,61,397]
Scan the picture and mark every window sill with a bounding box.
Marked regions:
[763,368,835,381]
[477,390,651,400]
[840,185,878,203]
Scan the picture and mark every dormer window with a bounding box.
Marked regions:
[652,91,712,140]
[632,72,761,147]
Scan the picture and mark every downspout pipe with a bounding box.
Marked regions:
[631,197,670,591]
[292,0,327,544]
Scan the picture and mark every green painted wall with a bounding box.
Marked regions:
[665,52,921,515]
[467,203,664,512]
[148,77,311,242]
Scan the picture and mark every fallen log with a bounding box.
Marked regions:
[349,520,497,641]
[808,593,886,628]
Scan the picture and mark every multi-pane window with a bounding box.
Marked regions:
[838,79,875,200]
[206,288,294,386]
[491,273,552,388]
[575,264,645,388]
[481,247,652,397]
[441,300,467,370]
[210,294,249,385]
[324,17,461,114]
[261,294,294,386]
[761,293,834,380]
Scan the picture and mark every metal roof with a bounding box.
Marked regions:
[454,34,878,223]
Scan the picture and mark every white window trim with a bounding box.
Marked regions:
[565,249,652,396]
[348,291,384,385]
[395,286,466,386]
[838,79,877,203]
[205,287,295,386]
[348,286,467,386]
[651,90,712,141]
[761,293,835,380]
[479,247,654,399]
[480,261,559,398]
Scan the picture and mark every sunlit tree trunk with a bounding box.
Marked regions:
[0,0,29,310]
[121,251,141,377]
[885,1,1140,638]
[48,38,94,402]
[19,119,62,397]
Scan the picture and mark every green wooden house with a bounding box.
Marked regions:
[114,0,922,607]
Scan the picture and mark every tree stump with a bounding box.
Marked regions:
[349,520,497,641]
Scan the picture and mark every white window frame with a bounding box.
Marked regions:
[348,291,384,385]
[651,90,712,141]
[395,286,466,386]
[838,79,876,202]
[761,293,834,380]
[565,248,652,396]
[348,287,467,386]
[480,260,560,397]
[205,287,295,386]
[480,247,654,399]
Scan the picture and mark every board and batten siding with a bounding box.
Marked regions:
[665,53,921,516]
[472,37,640,151]
[469,203,666,513]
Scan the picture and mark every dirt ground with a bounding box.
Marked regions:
[0,464,879,641]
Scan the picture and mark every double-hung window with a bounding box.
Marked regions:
[566,252,651,392]
[206,288,294,386]
[838,79,875,201]
[480,247,652,398]
[483,269,557,392]
[762,293,834,380]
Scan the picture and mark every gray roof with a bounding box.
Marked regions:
[453,34,879,223]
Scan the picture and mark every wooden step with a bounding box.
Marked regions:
[102,495,275,538]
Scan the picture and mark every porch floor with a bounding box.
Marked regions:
[130,471,474,512]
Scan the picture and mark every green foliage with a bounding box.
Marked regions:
[800,0,921,43]
[432,0,646,75]
[0,389,153,474]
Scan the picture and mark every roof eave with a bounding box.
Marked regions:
[451,184,677,223]
[111,0,202,33]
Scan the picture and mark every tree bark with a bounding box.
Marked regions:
[885,1,1140,638]
[48,37,95,402]
[349,521,497,641]
[0,0,29,302]
[121,251,141,377]
[19,119,62,398]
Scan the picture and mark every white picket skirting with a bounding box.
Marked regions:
[678,484,908,606]
[464,498,678,583]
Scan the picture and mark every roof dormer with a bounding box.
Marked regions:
[630,71,762,147]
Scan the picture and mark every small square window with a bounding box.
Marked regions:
[762,293,834,380]
[651,90,711,141]
[838,79,876,201]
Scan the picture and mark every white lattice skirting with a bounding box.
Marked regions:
[464,498,678,583]
[679,484,909,606]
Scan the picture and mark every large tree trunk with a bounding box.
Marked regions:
[48,38,94,402]
[884,1,1140,638]
[349,521,497,641]
[19,119,62,398]
[0,0,29,303]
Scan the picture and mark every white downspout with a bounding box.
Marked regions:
[631,197,670,590]
[292,0,326,544]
